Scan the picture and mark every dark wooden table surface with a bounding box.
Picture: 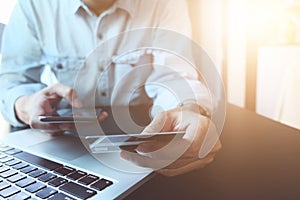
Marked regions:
[124,104,300,200]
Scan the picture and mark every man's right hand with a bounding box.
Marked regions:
[14,83,102,132]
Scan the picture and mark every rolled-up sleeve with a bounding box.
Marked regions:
[0,0,45,127]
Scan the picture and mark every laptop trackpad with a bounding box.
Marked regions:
[29,135,88,161]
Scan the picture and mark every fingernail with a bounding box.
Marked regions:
[120,151,129,159]
[101,111,108,118]
[136,143,148,152]
[73,99,82,108]
[59,124,70,130]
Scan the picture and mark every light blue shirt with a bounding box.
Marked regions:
[0,0,211,127]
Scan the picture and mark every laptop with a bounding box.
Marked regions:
[0,128,154,200]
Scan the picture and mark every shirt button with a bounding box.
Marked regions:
[97,33,103,40]
[99,67,104,72]
[56,63,63,69]
[101,92,107,97]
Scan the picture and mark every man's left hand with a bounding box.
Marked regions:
[120,103,222,176]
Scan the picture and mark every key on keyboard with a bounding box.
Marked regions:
[0,169,18,178]
[7,173,26,183]
[48,193,75,200]
[16,177,36,188]
[48,177,68,187]
[12,162,28,170]
[78,174,99,185]
[20,165,37,174]
[0,186,20,198]
[8,191,31,200]
[14,152,63,171]
[91,178,113,191]
[0,180,10,190]
[54,166,75,176]
[5,159,21,166]
[25,182,46,193]
[28,169,46,178]
[67,170,87,180]
[36,187,58,199]
[38,173,57,182]
[60,182,97,200]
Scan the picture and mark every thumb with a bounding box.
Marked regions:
[198,122,220,159]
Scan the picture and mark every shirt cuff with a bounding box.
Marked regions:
[1,84,45,127]
[151,80,212,117]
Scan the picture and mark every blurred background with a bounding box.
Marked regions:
[1,0,300,136]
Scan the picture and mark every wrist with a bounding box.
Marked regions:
[15,95,30,124]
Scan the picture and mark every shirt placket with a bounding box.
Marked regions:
[94,15,111,106]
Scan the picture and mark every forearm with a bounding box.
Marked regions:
[0,77,45,127]
[148,78,212,118]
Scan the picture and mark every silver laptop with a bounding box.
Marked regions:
[1,129,154,200]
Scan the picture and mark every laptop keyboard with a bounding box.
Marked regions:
[0,144,113,199]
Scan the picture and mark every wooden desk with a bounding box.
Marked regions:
[124,104,300,200]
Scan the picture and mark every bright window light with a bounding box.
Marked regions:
[0,0,17,24]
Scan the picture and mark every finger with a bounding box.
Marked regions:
[142,112,172,134]
[44,130,65,136]
[32,120,75,132]
[98,111,108,122]
[45,83,82,108]
[120,151,157,168]
[182,117,217,159]
[30,118,61,131]
[58,123,76,130]
[30,113,76,132]
[40,96,56,114]
[136,141,167,153]
[120,151,173,169]
[136,139,190,160]
[183,114,209,142]
[164,151,217,170]
[167,139,220,167]
[157,155,215,177]
[209,139,222,154]
[198,123,221,159]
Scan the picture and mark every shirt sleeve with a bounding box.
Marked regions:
[145,0,213,117]
[0,0,46,127]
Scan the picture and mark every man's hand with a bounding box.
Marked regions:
[120,103,221,176]
[15,83,107,132]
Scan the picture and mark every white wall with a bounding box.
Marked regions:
[227,0,247,108]
[196,0,223,73]
[256,46,300,120]
[189,0,223,74]
[189,0,247,108]
[0,0,16,135]
[0,0,16,24]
